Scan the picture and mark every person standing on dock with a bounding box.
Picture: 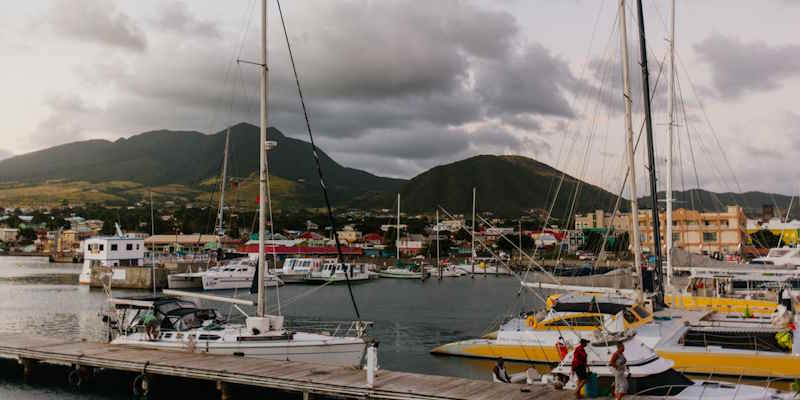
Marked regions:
[572,338,589,398]
[609,342,627,399]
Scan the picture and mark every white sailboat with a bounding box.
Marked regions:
[380,193,428,279]
[106,0,367,367]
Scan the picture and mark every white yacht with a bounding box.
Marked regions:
[278,257,333,283]
[752,246,800,267]
[201,259,283,290]
[540,332,792,399]
[378,261,429,279]
[425,264,467,278]
[108,296,366,367]
[304,262,372,284]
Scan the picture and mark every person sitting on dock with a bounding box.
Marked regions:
[572,338,589,399]
[493,358,511,383]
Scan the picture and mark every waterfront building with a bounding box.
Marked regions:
[637,206,746,254]
[574,209,631,232]
[144,234,240,254]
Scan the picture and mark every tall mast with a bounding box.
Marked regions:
[396,193,400,261]
[471,187,476,276]
[636,0,665,301]
[217,128,231,249]
[619,0,642,287]
[436,209,441,280]
[256,0,268,317]
[665,0,675,291]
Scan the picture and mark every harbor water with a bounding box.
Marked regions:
[0,256,545,399]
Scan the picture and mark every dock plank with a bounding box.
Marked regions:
[0,334,571,400]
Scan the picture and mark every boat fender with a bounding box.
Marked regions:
[67,369,83,388]
[132,373,151,397]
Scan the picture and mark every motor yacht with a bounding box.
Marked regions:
[304,262,373,284]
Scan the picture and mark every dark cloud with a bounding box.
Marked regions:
[30,0,585,178]
[43,0,147,52]
[694,34,800,100]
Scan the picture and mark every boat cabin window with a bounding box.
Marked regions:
[99,244,104,251]
[543,316,601,327]
[628,368,693,396]
[622,309,637,323]
[126,243,133,250]
[633,305,650,319]
[111,244,118,251]
[767,249,791,258]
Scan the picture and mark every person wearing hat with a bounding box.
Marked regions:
[493,357,511,383]
[572,338,590,398]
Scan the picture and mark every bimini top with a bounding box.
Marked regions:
[549,293,636,315]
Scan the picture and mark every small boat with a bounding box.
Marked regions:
[541,332,793,399]
[304,262,373,284]
[379,261,429,279]
[453,259,512,276]
[194,259,283,290]
[425,264,467,278]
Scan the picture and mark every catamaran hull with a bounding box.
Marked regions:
[113,339,365,367]
[202,277,282,290]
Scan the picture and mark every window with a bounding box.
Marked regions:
[702,232,717,242]
[136,244,140,250]
[623,309,637,323]
[126,243,133,251]
[99,244,104,251]
[111,244,118,251]
[671,233,680,243]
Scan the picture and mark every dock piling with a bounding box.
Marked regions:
[19,358,35,383]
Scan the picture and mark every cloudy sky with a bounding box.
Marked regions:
[2,0,799,197]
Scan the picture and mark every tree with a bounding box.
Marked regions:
[18,228,36,244]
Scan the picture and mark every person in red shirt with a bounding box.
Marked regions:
[572,338,590,398]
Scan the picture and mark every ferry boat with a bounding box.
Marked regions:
[304,262,372,284]
[107,296,366,367]
[540,332,793,399]
[79,233,148,287]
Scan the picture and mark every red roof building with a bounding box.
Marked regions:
[237,244,363,256]
[363,233,384,245]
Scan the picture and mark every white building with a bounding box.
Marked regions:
[0,228,18,242]
[78,235,145,284]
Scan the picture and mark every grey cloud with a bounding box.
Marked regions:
[694,34,800,100]
[0,149,13,161]
[151,1,220,38]
[43,0,147,52]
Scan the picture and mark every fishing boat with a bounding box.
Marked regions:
[304,262,372,284]
[541,331,793,399]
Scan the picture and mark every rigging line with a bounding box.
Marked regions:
[275,0,360,320]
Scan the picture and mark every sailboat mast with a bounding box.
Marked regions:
[256,0,268,318]
[665,0,675,291]
[436,209,441,280]
[636,0,665,300]
[217,128,230,248]
[471,187,476,276]
[619,0,642,286]
[396,193,400,261]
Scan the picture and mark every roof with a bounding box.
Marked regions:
[237,244,363,256]
[144,234,240,245]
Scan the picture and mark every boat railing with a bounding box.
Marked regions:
[283,319,373,338]
[670,363,794,394]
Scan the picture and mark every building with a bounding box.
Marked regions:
[336,226,362,244]
[574,210,630,232]
[0,228,18,242]
[637,206,746,254]
[79,235,146,284]
[144,234,240,254]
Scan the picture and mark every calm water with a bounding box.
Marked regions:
[0,256,546,398]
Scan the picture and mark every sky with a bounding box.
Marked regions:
[2,0,800,198]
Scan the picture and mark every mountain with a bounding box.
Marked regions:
[0,123,405,208]
[399,155,622,217]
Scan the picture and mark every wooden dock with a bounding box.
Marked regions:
[0,334,571,399]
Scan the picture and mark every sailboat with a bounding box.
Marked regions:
[105,0,367,367]
[379,193,428,279]
[451,188,512,276]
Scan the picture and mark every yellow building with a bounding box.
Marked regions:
[636,206,746,254]
[574,209,630,232]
